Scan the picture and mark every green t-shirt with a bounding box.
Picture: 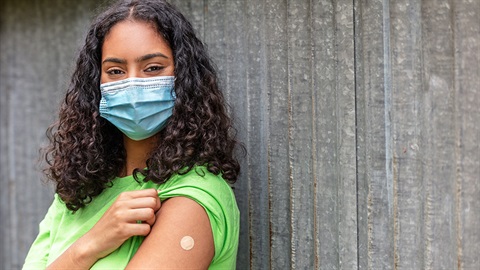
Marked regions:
[23,167,239,269]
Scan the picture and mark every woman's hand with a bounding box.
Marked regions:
[47,189,161,269]
[85,188,161,259]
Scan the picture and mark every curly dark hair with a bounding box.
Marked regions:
[44,0,241,211]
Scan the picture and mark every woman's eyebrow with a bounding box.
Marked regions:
[102,57,126,64]
[136,53,169,62]
[102,53,168,65]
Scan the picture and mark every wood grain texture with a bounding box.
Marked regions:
[355,0,395,268]
[453,1,480,269]
[264,0,292,269]
[1,0,478,269]
[287,0,315,268]
[390,1,425,268]
[313,1,357,269]
[421,1,458,268]
[244,0,271,269]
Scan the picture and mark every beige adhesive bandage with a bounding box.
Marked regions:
[180,236,195,251]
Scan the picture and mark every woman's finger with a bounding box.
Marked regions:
[124,197,160,210]
[126,208,156,224]
[117,189,159,200]
[124,223,152,236]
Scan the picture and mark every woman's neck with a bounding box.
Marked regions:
[121,135,158,177]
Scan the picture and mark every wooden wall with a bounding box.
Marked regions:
[1,0,478,269]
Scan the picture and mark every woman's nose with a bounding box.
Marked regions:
[127,69,140,78]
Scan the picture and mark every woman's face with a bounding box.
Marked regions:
[100,20,174,83]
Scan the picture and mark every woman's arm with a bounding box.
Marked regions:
[46,189,161,270]
[126,197,215,269]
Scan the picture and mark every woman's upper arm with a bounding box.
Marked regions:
[126,196,214,269]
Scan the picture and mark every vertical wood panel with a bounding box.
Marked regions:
[312,1,339,268]
[353,1,369,268]
[355,0,395,269]
[390,1,425,269]
[331,2,357,269]
[265,0,292,269]
[454,1,480,269]
[244,0,271,269]
[313,1,357,269]
[287,0,315,268]
[421,1,457,268]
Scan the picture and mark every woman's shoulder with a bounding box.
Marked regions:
[155,165,239,218]
[162,166,234,195]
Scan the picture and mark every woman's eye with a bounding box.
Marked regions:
[145,66,164,72]
[106,69,124,75]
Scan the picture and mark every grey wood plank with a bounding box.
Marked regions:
[421,1,458,269]
[243,0,271,269]
[264,0,291,269]
[286,0,315,268]
[355,0,395,269]
[312,1,357,269]
[311,1,340,268]
[353,1,369,268]
[453,1,480,268]
[389,1,426,269]
[331,1,358,269]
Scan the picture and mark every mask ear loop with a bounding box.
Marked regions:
[171,77,177,98]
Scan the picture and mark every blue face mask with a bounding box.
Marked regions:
[99,76,176,141]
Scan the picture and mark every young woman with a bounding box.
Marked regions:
[23,0,241,269]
